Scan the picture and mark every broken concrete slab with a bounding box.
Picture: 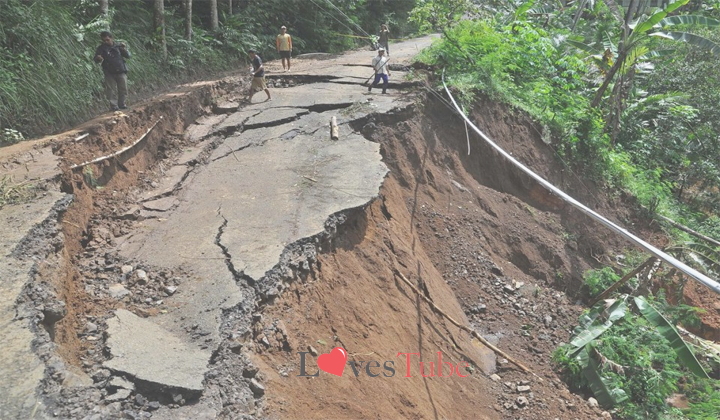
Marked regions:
[175,138,213,166]
[184,114,229,143]
[140,165,190,201]
[0,191,66,420]
[108,376,135,390]
[142,197,179,212]
[209,110,338,162]
[216,132,388,280]
[213,109,263,135]
[104,309,211,395]
[108,284,130,299]
[116,204,244,347]
[105,388,132,402]
[243,107,309,129]
[214,101,239,113]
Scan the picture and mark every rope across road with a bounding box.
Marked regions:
[441,70,720,296]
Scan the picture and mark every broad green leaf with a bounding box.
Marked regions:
[635,0,690,34]
[577,345,629,407]
[565,39,597,55]
[515,0,535,19]
[569,299,627,354]
[634,296,709,378]
[649,31,720,55]
[660,15,720,28]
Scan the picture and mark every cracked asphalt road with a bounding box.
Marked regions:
[108,36,436,396]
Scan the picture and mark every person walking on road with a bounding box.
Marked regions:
[247,50,271,103]
[94,31,131,111]
[368,48,391,94]
[276,25,293,72]
[378,24,390,56]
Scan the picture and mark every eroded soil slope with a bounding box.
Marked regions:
[254,96,653,419]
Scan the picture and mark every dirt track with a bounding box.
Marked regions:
[2,36,716,419]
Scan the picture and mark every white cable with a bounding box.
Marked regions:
[441,70,720,295]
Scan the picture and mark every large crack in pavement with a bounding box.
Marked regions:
[215,210,253,286]
[2,35,438,419]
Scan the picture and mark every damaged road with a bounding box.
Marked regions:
[0,36,438,419]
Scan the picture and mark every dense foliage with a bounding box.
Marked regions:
[0,0,417,138]
[417,0,720,248]
[412,0,720,417]
[553,294,719,419]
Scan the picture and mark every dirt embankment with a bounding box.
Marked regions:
[18,63,717,419]
[252,96,654,419]
[20,78,234,384]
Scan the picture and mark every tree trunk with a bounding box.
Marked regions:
[591,49,625,108]
[592,0,638,108]
[154,0,167,60]
[98,0,109,17]
[228,0,232,15]
[183,0,193,41]
[210,0,219,32]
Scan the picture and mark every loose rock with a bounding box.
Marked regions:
[108,284,131,299]
[250,378,265,397]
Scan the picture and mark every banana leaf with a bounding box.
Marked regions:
[634,296,709,378]
[565,39,597,55]
[649,31,720,55]
[569,298,627,355]
[635,0,690,34]
[515,0,535,19]
[576,344,629,407]
[660,15,720,28]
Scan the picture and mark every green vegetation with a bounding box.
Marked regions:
[0,176,41,209]
[410,0,720,417]
[553,295,719,419]
[0,0,418,138]
[584,266,622,296]
[415,0,720,242]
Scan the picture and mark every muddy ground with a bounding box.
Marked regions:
[1,41,718,420]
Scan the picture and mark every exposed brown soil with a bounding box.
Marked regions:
[8,53,719,419]
[251,96,659,419]
[46,79,233,368]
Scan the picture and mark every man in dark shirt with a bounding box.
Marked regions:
[247,49,271,103]
[94,31,131,111]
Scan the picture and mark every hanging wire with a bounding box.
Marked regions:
[440,68,720,295]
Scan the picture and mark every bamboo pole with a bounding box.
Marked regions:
[68,117,163,170]
[330,116,339,140]
[394,270,543,381]
[659,215,720,248]
[589,256,657,307]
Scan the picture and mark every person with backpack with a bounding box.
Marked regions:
[94,31,131,111]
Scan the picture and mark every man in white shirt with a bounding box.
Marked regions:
[368,48,391,94]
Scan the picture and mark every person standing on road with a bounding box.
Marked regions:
[276,25,293,72]
[94,31,131,111]
[368,48,391,94]
[378,24,390,56]
[247,49,271,103]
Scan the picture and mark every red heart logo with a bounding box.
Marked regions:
[317,347,348,377]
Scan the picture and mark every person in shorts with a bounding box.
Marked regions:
[276,25,293,72]
[247,49,271,102]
